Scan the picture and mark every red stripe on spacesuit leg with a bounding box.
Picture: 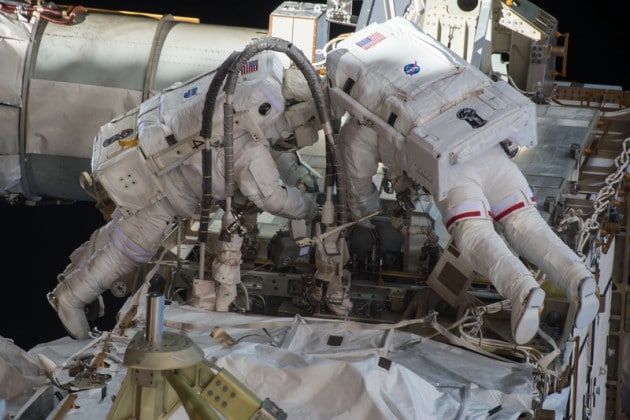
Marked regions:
[445,211,482,229]
[493,202,525,221]
[493,195,536,221]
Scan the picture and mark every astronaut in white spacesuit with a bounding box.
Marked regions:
[327,18,600,345]
[48,52,320,340]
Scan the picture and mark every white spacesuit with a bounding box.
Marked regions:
[326,18,600,344]
[48,52,320,340]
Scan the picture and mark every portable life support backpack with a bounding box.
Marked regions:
[326,17,536,200]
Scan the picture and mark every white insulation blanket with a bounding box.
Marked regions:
[24,302,534,420]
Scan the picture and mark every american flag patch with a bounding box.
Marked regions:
[356,32,386,50]
[240,59,259,75]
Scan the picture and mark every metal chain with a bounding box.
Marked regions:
[575,137,630,257]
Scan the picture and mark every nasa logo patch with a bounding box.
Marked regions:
[183,87,198,99]
[456,108,487,128]
[403,61,421,76]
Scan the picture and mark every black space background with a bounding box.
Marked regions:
[0,1,626,351]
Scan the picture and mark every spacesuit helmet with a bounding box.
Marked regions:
[212,52,319,151]
[228,57,289,144]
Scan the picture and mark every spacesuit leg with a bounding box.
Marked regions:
[338,117,381,222]
[58,210,120,281]
[499,205,599,329]
[49,200,177,339]
[53,211,121,322]
[440,183,544,345]
[482,148,599,329]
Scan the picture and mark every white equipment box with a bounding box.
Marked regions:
[269,1,329,65]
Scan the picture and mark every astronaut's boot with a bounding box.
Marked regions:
[551,264,600,329]
[511,286,546,345]
[47,244,137,339]
[572,277,599,329]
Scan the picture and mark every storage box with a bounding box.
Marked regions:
[269,1,329,65]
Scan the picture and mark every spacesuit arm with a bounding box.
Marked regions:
[236,140,317,221]
[254,185,317,221]
[338,116,381,220]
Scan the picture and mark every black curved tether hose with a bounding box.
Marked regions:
[194,51,241,281]
[196,38,346,283]
[197,50,240,246]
